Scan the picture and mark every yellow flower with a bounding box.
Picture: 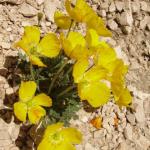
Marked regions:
[73,57,110,107]
[38,123,82,150]
[115,88,132,107]
[65,0,112,37]
[54,11,72,29]
[60,32,88,60]
[15,26,60,67]
[14,81,52,124]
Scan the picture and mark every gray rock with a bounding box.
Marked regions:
[19,3,38,17]
[107,19,118,31]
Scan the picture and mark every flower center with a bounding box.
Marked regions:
[49,132,64,145]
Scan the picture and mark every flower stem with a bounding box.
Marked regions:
[48,59,68,95]
[66,20,74,37]
[30,63,35,81]
[57,84,76,98]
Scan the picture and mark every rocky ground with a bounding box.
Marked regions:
[0,0,150,150]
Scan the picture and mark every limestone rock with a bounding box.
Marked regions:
[115,1,124,12]
[117,11,133,26]
[19,3,38,17]
[107,19,118,31]
[44,0,60,22]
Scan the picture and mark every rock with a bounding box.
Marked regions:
[117,141,130,150]
[6,87,14,95]
[140,1,148,11]
[18,3,38,17]
[135,135,150,150]
[98,10,106,17]
[0,0,24,4]
[107,19,118,31]
[1,42,11,49]
[143,99,150,114]
[124,123,133,141]
[134,99,145,123]
[117,11,133,26]
[44,0,61,22]
[109,2,116,12]
[0,54,4,68]
[131,1,140,13]
[140,16,150,30]
[115,1,124,12]
[85,143,95,150]
[36,0,44,5]
[122,26,132,34]
[126,113,136,125]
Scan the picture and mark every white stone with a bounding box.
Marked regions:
[85,143,95,150]
[132,1,140,13]
[44,0,61,22]
[115,1,124,12]
[107,19,118,31]
[6,88,14,95]
[1,42,11,49]
[140,16,150,30]
[118,11,133,26]
[117,141,130,150]
[36,0,44,5]
[135,135,150,150]
[124,123,133,141]
[19,3,38,17]
[140,1,148,11]
[126,113,136,125]
[109,2,116,12]
[98,10,106,17]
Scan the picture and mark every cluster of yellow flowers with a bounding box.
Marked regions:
[13,0,132,149]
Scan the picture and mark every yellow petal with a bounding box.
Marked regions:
[55,141,75,150]
[86,29,100,48]
[44,123,64,138]
[19,81,37,102]
[15,26,40,52]
[37,33,60,58]
[28,106,46,124]
[116,88,132,107]
[96,41,116,67]
[54,11,72,29]
[29,55,47,67]
[62,31,86,59]
[84,66,107,82]
[65,0,92,23]
[31,93,52,107]
[73,57,89,83]
[78,81,110,107]
[14,102,27,122]
[37,139,54,150]
[60,128,82,144]
[70,45,88,60]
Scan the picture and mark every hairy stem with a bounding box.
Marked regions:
[66,20,74,37]
[48,59,68,95]
[30,63,35,81]
[57,84,76,98]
